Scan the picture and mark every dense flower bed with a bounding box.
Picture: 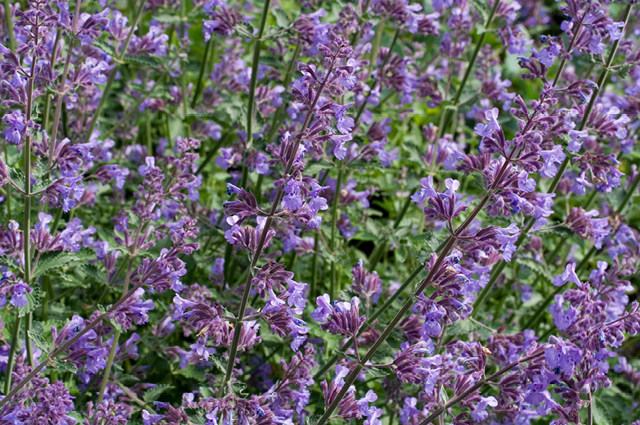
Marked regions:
[0,0,638,424]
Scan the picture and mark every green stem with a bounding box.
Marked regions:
[310,229,320,300]
[4,315,21,394]
[617,170,640,214]
[191,37,213,108]
[4,143,10,221]
[96,257,134,405]
[246,0,272,147]
[221,54,340,393]
[84,0,148,141]
[329,167,344,299]
[25,312,33,367]
[3,0,15,52]
[47,1,82,167]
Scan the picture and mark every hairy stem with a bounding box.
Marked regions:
[221,54,340,392]
[96,257,134,405]
[47,0,82,169]
[329,167,344,299]
[4,315,22,394]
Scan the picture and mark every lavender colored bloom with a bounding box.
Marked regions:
[552,263,581,287]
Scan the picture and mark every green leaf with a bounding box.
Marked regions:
[335,350,358,362]
[516,257,554,282]
[469,0,490,22]
[365,366,390,378]
[447,319,479,336]
[271,8,291,27]
[235,21,255,38]
[210,352,227,374]
[184,408,208,425]
[32,159,49,178]
[27,331,50,354]
[124,55,161,68]
[470,171,487,191]
[305,159,335,176]
[415,231,444,264]
[305,415,321,425]
[177,365,206,380]
[92,38,116,57]
[231,382,247,395]
[143,384,174,403]
[80,264,106,284]
[32,250,97,279]
[611,63,634,80]
[153,13,183,24]
[52,359,77,374]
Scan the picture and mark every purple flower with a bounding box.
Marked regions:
[539,145,566,178]
[549,294,576,330]
[2,110,25,144]
[552,263,581,287]
[10,282,31,307]
[471,396,498,422]
[411,176,437,203]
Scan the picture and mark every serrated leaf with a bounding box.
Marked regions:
[470,171,487,190]
[92,38,116,57]
[365,366,390,378]
[125,55,161,68]
[153,13,183,24]
[27,330,50,353]
[9,167,25,191]
[184,408,208,425]
[52,359,77,373]
[231,382,247,395]
[447,319,479,336]
[335,350,358,362]
[469,0,490,22]
[178,365,206,380]
[32,250,97,279]
[305,415,321,425]
[271,8,291,27]
[536,226,574,239]
[611,63,634,80]
[143,384,174,403]
[80,264,106,283]
[516,257,554,282]
[235,21,255,38]
[0,255,20,270]
[210,352,227,374]
[32,160,49,178]
[415,231,444,264]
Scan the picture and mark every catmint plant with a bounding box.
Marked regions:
[0,0,638,424]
